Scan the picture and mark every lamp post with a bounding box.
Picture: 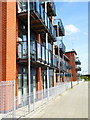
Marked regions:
[70,52,73,88]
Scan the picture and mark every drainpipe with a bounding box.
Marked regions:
[45,2,49,98]
[28,0,31,111]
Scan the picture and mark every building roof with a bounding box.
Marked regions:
[65,50,77,55]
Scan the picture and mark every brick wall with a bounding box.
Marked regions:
[0,2,17,112]
[0,2,17,81]
[65,52,77,81]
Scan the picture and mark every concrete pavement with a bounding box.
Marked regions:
[26,82,88,118]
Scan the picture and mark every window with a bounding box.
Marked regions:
[18,74,22,89]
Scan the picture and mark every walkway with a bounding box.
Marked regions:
[26,82,88,118]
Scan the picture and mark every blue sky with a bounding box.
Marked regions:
[54,2,88,74]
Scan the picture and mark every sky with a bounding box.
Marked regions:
[54,2,88,74]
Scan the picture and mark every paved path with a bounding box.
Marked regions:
[27,82,88,118]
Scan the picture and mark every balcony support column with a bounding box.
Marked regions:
[36,34,43,91]
[45,1,47,26]
[46,33,49,98]
[28,0,31,112]
[45,2,49,98]
[52,43,56,87]
[57,27,61,83]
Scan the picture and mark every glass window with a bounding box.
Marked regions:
[18,74,22,89]
[23,74,28,88]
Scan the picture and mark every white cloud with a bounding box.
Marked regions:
[65,24,80,35]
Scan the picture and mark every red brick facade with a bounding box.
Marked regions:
[65,51,77,81]
[0,2,17,81]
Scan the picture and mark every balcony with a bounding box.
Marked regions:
[54,19,65,36]
[60,40,66,53]
[30,1,56,42]
[17,1,28,23]
[53,55,59,69]
[75,59,81,65]
[76,66,81,71]
[66,62,72,70]
[60,58,67,72]
[65,73,72,77]
[41,1,56,16]
[77,73,81,77]
[30,40,59,69]
[17,41,28,63]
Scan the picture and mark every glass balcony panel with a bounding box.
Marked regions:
[53,55,57,67]
[18,44,22,58]
[18,41,27,59]
[48,51,52,65]
[42,46,46,62]
[40,5,45,23]
[45,13,48,27]
[23,42,27,59]
[17,1,27,13]
[49,21,52,34]
[30,41,36,61]
[30,0,56,40]
[36,2,40,17]
[37,43,41,61]
[30,2,34,10]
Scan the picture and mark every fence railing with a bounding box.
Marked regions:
[0,80,83,119]
[0,81,15,119]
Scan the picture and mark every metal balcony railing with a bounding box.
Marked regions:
[75,59,81,65]
[60,40,66,53]
[17,41,28,59]
[60,58,67,72]
[53,55,59,69]
[65,73,72,77]
[30,0,56,41]
[54,19,65,36]
[41,1,56,16]
[77,73,81,77]
[17,1,28,13]
[30,40,59,69]
[76,66,81,71]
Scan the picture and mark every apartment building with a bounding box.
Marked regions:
[65,50,81,82]
[0,0,81,113]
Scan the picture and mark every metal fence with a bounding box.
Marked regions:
[0,80,83,119]
[0,81,15,119]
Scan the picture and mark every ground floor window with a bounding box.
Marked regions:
[18,65,28,105]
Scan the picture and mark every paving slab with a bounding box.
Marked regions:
[26,82,88,118]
